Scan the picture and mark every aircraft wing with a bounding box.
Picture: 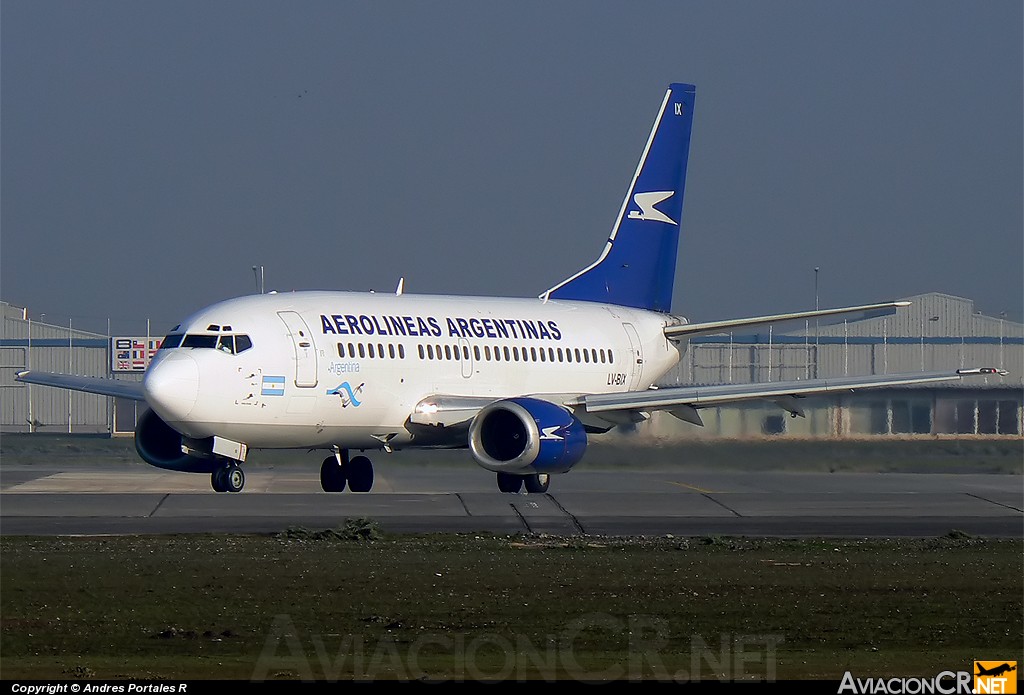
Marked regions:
[665,301,911,339]
[571,369,1007,420]
[15,370,147,402]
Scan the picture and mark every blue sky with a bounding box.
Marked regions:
[2,1,1021,334]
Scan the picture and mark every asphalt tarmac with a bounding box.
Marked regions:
[1,461,1020,537]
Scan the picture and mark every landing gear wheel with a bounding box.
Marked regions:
[347,455,374,492]
[320,456,347,492]
[496,472,524,494]
[223,464,245,493]
[211,468,227,493]
[524,473,550,494]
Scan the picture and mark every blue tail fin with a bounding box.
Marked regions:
[542,83,695,313]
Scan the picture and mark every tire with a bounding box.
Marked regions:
[224,464,245,493]
[347,455,374,493]
[211,469,227,493]
[320,456,346,492]
[524,473,550,494]
[496,472,523,494]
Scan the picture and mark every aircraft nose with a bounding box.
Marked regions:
[144,352,199,422]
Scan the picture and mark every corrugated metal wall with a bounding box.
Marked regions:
[2,303,112,433]
[3,294,1022,437]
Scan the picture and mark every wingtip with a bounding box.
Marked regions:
[956,367,1009,377]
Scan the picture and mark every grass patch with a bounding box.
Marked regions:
[276,519,383,543]
[583,439,1024,474]
[1,534,1020,680]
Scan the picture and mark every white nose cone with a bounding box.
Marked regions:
[144,352,199,423]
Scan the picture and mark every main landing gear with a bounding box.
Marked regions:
[321,450,374,493]
[211,461,245,493]
[496,472,550,494]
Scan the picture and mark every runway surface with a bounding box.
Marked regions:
[2,461,1021,537]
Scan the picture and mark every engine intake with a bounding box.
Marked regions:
[469,397,587,474]
[135,408,217,473]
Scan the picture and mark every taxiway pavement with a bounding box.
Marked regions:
[2,463,1020,537]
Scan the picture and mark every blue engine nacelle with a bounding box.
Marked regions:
[135,408,218,473]
[468,397,588,474]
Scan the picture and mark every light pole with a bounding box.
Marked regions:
[999,311,1006,370]
[814,267,819,376]
[814,267,819,313]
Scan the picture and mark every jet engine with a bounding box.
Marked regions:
[135,408,217,473]
[468,397,587,474]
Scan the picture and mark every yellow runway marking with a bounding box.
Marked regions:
[665,480,719,494]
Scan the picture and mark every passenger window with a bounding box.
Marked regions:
[494,346,502,362]
[512,347,519,361]
[557,348,564,362]
[378,343,384,358]
[584,349,591,364]
[484,346,492,360]
[539,348,546,362]
[530,347,537,362]
[444,345,452,360]
[548,347,555,362]
[474,345,481,361]
[609,349,614,363]
[389,344,396,359]
[399,344,406,359]
[503,346,510,361]
[358,343,366,358]
[337,343,346,358]
[575,348,582,362]
[427,344,434,360]
[566,349,573,363]
[368,343,376,358]
[418,344,425,359]
[600,348,606,363]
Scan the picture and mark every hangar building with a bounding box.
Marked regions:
[1,294,1021,438]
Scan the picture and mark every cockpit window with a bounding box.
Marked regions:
[181,334,218,349]
[160,334,184,350]
[162,332,253,353]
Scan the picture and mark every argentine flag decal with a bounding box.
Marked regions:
[261,375,286,396]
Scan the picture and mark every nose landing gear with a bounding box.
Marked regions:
[211,462,245,493]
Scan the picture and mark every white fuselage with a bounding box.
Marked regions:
[144,291,684,450]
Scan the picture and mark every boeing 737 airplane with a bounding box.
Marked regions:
[17,83,1005,494]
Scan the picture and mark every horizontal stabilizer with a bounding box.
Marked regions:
[665,301,911,340]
